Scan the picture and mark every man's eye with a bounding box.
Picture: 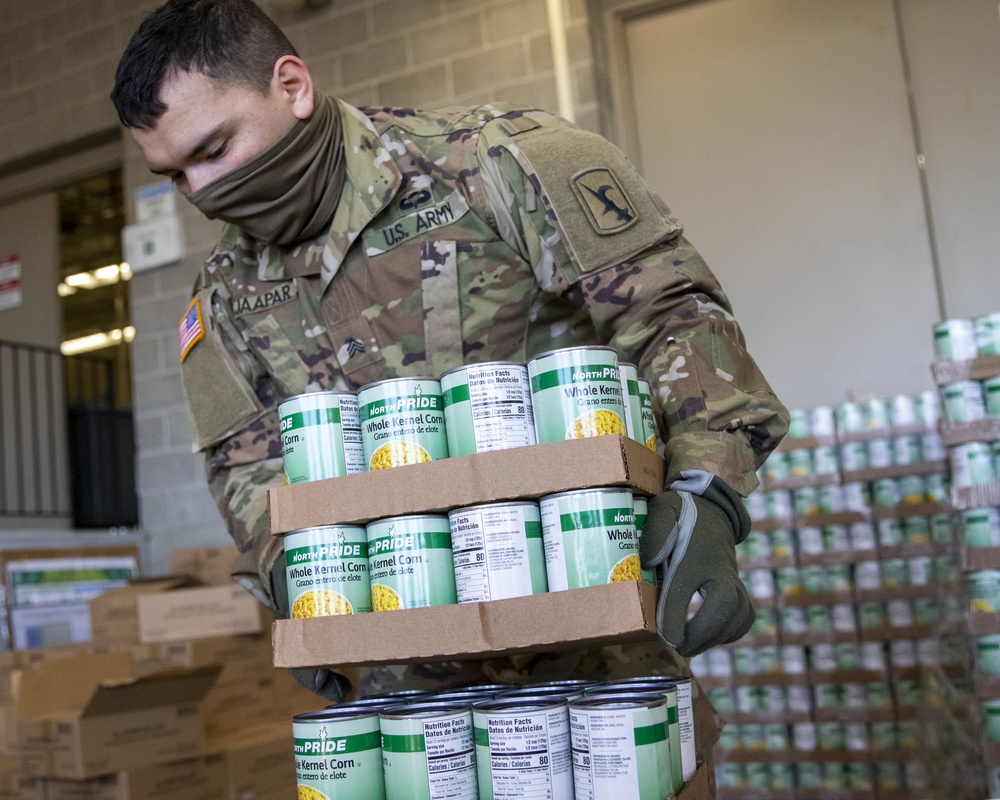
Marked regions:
[206,144,227,160]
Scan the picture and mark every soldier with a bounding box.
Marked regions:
[112,0,788,701]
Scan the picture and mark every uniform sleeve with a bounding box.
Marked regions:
[476,115,789,496]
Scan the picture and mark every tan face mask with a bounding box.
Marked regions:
[188,92,346,247]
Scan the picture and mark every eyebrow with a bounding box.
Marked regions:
[149,122,228,175]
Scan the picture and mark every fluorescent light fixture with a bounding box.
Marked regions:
[60,326,136,356]
[57,283,77,297]
[60,263,132,293]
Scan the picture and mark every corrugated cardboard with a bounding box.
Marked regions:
[40,754,227,800]
[273,580,659,669]
[15,652,219,780]
[208,724,296,800]
[89,579,260,645]
[169,547,239,586]
[268,434,664,534]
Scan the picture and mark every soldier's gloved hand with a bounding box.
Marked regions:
[269,559,352,704]
[640,470,754,657]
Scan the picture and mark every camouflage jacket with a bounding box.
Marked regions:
[179,99,788,606]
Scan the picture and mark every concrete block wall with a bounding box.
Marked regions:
[0,0,596,574]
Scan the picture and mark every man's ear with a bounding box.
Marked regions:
[273,55,314,120]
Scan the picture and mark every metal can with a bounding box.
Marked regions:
[907,556,933,586]
[818,486,845,515]
[931,512,953,542]
[757,646,781,674]
[866,437,892,469]
[748,569,775,600]
[707,689,735,716]
[976,635,1000,674]
[742,530,772,561]
[855,560,882,591]
[797,762,823,789]
[846,763,873,791]
[776,566,803,597]
[813,445,839,475]
[706,649,732,677]
[872,479,900,508]
[892,435,921,466]
[718,763,744,789]
[366,515,457,610]
[448,502,547,603]
[764,724,789,751]
[922,431,946,461]
[632,495,656,585]
[618,362,644,443]
[763,451,790,483]
[780,606,807,635]
[849,522,877,551]
[827,563,852,592]
[877,519,904,548]
[869,681,893,710]
[816,722,845,751]
[917,638,942,666]
[902,514,931,543]
[745,762,769,789]
[786,686,811,714]
[976,312,1000,355]
[985,375,1000,416]
[810,405,836,437]
[798,526,823,556]
[933,318,978,361]
[732,647,758,676]
[379,704,478,800]
[792,723,817,751]
[859,602,887,630]
[913,597,941,626]
[806,605,831,634]
[786,408,809,437]
[916,389,941,426]
[835,643,859,671]
[527,346,626,443]
[950,441,996,487]
[890,394,917,427]
[831,604,856,633]
[839,441,868,471]
[814,684,840,710]
[895,720,919,748]
[889,640,918,669]
[473,698,573,800]
[887,599,914,628]
[770,527,795,556]
[843,684,868,710]
[987,700,1000,743]
[440,362,535,456]
[284,525,373,617]
[540,488,638,590]
[876,762,903,791]
[802,564,829,594]
[835,402,864,434]
[794,486,820,516]
[358,378,448,470]
[969,569,1000,613]
[766,491,793,521]
[636,379,659,452]
[942,380,986,423]
[781,645,807,674]
[788,448,814,477]
[279,391,365,483]
[871,721,896,750]
[292,708,384,800]
[845,722,869,751]
[862,398,890,429]
[962,507,1000,548]
[881,559,909,589]
[569,694,672,800]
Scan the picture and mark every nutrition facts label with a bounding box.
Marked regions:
[481,707,573,799]
[339,394,366,474]
[466,365,535,451]
[451,506,535,603]
[423,716,478,800]
[570,711,640,800]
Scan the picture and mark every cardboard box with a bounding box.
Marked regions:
[40,754,227,800]
[208,724,296,800]
[16,652,219,779]
[90,580,260,645]
[9,603,93,650]
[169,547,239,586]
[268,435,664,534]
[273,580,659,669]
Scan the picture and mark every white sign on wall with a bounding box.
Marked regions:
[0,251,22,311]
[135,179,176,221]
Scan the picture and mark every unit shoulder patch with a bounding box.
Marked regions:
[570,168,639,235]
[179,297,204,363]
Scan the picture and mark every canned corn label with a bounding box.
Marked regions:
[934,318,978,360]
[284,526,372,617]
[279,392,364,482]
[527,347,626,443]
[358,378,448,470]
[366,516,457,610]
[441,363,535,456]
[977,635,1000,675]
[963,507,1000,548]
[632,495,656,585]
[379,708,478,800]
[569,697,672,800]
[969,570,1000,613]
[619,362,642,441]
[540,489,639,590]
[293,711,384,800]
[637,379,659,451]
[473,701,573,800]
[942,380,986,423]
[448,502,547,602]
[950,442,995,487]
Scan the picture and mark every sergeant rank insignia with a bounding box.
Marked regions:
[570,168,639,235]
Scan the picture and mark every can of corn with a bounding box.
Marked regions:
[794,486,820,516]
[963,507,1000,548]
[764,724,789,751]
[976,635,1000,674]
[776,567,803,597]
[976,312,1000,355]
[902,514,931,543]
[859,602,887,630]
[756,646,781,674]
[766,492,793,521]
[871,721,896,750]
[816,722,845,751]
[618,362,643,442]
[284,525,372,617]
[707,688,735,715]
[907,556,933,586]
[985,375,1000,416]
[568,694,672,800]
[540,488,639,590]
[846,763,873,791]
[788,448,813,477]
[780,606,807,635]
[787,408,809,438]
[835,643,859,671]
[797,762,823,789]
[279,391,365,483]
[806,605,831,634]
[872,479,900,507]
[969,569,1000,613]
[527,346,626,443]
[745,762,769,789]
[881,559,909,589]
[934,318,978,360]
[763,451,790,483]
[818,486,845,515]
[770,527,795,555]
[839,441,868,471]
[448,501,546,603]
[440,362,535,456]
[831,604,856,633]
[827,563,852,592]
[814,445,839,475]
[950,441,995,487]
[718,763,744,788]
[876,762,903,791]
[292,708,384,800]
[732,647,757,676]
[887,599,914,628]
[366,515,457,611]
[850,521,877,550]
[889,639,918,669]
[631,495,656,585]
[500,685,588,703]
[814,684,840,710]
[895,720,919,747]
[942,380,986,423]
[866,437,892,469]
[835,402,864,434]
[913,597,941,626]
[472,698,573,800]
[802,564,829,594]
[358,378,448,470]
[378,703,477,800]
[786,685,811,714]
[636,379,659,452]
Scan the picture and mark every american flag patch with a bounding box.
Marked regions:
[179,297,204,363]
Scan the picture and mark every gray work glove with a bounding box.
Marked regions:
[640,470,754,657]
[270,560,352,703]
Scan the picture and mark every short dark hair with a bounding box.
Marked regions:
[111,0,298,128]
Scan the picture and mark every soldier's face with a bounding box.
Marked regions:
[132,62,309,196]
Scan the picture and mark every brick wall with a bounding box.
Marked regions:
[0,0,597,574]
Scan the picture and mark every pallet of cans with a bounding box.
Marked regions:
[292,675,709,800]
[270,347,669,668]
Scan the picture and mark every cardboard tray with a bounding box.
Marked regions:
[268,435,664,534]
[273,580,659,669]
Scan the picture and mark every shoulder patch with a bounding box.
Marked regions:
[570,168,639,235]
[179,297,204,363]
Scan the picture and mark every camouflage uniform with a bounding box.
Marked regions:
[180,99,788,690]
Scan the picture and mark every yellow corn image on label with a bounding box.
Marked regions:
[369,440,431,471]
[610,554,642,583]
[566,408,627,439]
[292,589,353,618]
[358,378,449,470]
[284,526,372,616]
[371,583,402,611]
[298,786,330,800]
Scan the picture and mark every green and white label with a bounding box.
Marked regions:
[279,392,364,483]
[366,516,457,611]
[964,507,1000,548]
[618,363,642,441]
[637,379,659,452]
[441,363,536,456]
[358,379,448,470]
[284,526,372,617]
[540,489,638,591]
[380,709,478,800]
[528,347,626,443]
[632,495,656,585]
[448,502,547,603]
[293,713,384,800]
